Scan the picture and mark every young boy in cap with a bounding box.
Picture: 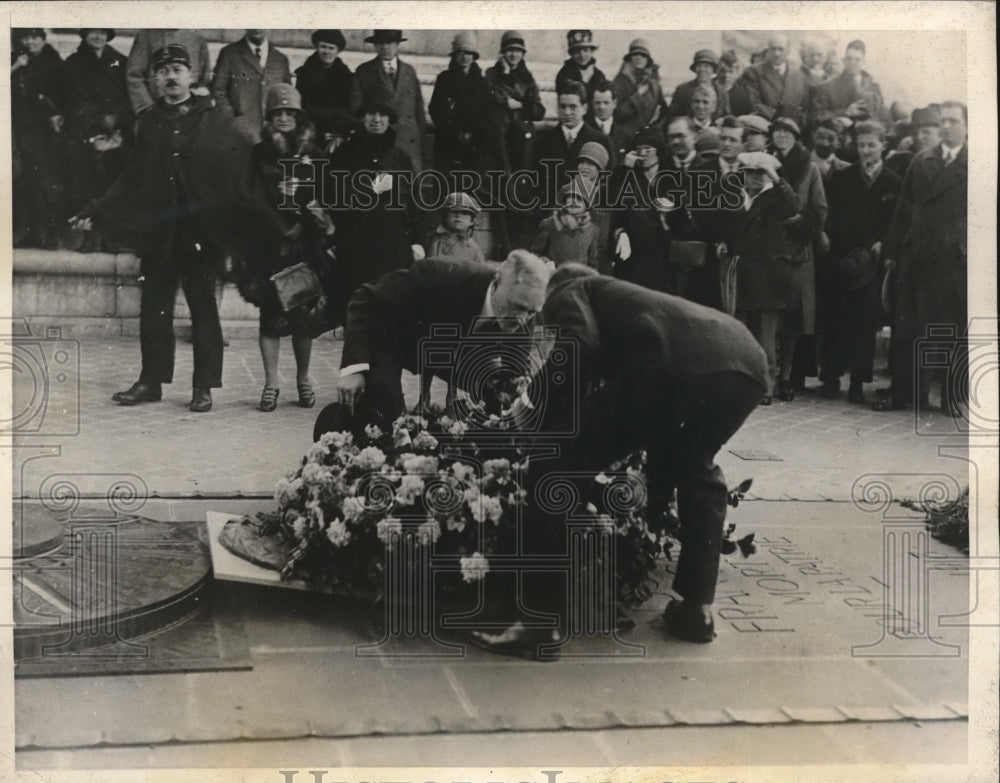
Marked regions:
[417,191,487,412]
[737,114,771,152]
[425,191,486,263]
[573,140,612,272]
[530,181,600,269]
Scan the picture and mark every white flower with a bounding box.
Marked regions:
[354,446,387,471]
[364,424,383,441]
[448,419,469,437]
[460,552,490,583]
[483,458,512,484]
[395,474,426,506]
[446,515,466,533]
[438,415,454,429]
[417,518,441,545]
[290,513,307,541]
[341,495,366,522]
[451,461,476,483]
[319,430,353,451]
[402,454,438,476]
[411,430,439,451]
[306,498,325,529]
[469,494,503,524]
[325,518,351,547]
[376,517,404,544]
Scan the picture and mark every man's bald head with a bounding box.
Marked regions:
[766,34,788,66]
[491,250,550,331]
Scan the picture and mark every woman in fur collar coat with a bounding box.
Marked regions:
[611,39,665,140]
[248,85,334,412]
[769,116,828,400]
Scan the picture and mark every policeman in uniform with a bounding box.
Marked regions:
[72,44,282,411]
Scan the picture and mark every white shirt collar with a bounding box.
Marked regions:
[773,62,787,76]
[563,122,583,142]
[719,157,739,173]
[673,150,697,168]
[382,57,399,72]
[247,37,268,62]
[942,142,963,162]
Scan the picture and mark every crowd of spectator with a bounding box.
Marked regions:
[12,28,967,417]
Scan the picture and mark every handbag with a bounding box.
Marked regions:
[270,262,322,312]
[668,239,707,268]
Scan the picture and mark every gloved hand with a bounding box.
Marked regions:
[412,244,426,261]
[372,172,393,194]
[615,231,632,260]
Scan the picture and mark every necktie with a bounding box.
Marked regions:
[387,64,396,82]
[943,148,955,165]
[254,46,261,61]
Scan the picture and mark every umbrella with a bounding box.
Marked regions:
[720,253,739,316]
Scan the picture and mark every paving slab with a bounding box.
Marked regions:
[15,500,969,759]
[10,335,972,502]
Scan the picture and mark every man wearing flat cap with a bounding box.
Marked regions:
[70,44,285,413]
[429,32,494,177]
[211,29,292,143]
[808,40,886,129]
[295,30,354,149]
[350,30,426,171]
[669,49,731,121]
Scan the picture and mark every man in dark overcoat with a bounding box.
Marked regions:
[327,252,550,433]
[210,29,292,143]
[471,264,768,658]
[349,30,426,171]
[819,120,902,403]
[876,101,968,414]
[70,44,285,412]
[740,34,809,122]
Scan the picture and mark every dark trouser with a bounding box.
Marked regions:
[138,226,223,389]
[525,370,765,621]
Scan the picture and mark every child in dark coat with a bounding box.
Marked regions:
[418,192,487,412]
[425,191,485,262]
[530,182,600,268]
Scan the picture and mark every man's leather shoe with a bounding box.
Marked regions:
[662,599,716,643]
[112,381,162,406]
[872,396,907,412]
[468,622,563,661]
[189,387,213,412]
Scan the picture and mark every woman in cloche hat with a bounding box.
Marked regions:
[611,38,665,139]
[245,83,332,412]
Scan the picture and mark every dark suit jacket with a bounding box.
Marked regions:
[341,259,498,370]
[350,57,426,171]
[741,61,809,121]
[542,275,769,401]
[210,39,292,142]
[530,122,612,188]
[668,78,731,120]
[884,143,967,329]
[584,116,632,168]
[807,70,886,126]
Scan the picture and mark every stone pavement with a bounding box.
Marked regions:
[8,333,985,775]
[11,334,973,501]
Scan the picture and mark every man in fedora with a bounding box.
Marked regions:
[350,30,426,171]
[884,105,940,179]
[69,44,284,412]
[555,30,607,102]
[669,49,731,120]
[210,29,292,143]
